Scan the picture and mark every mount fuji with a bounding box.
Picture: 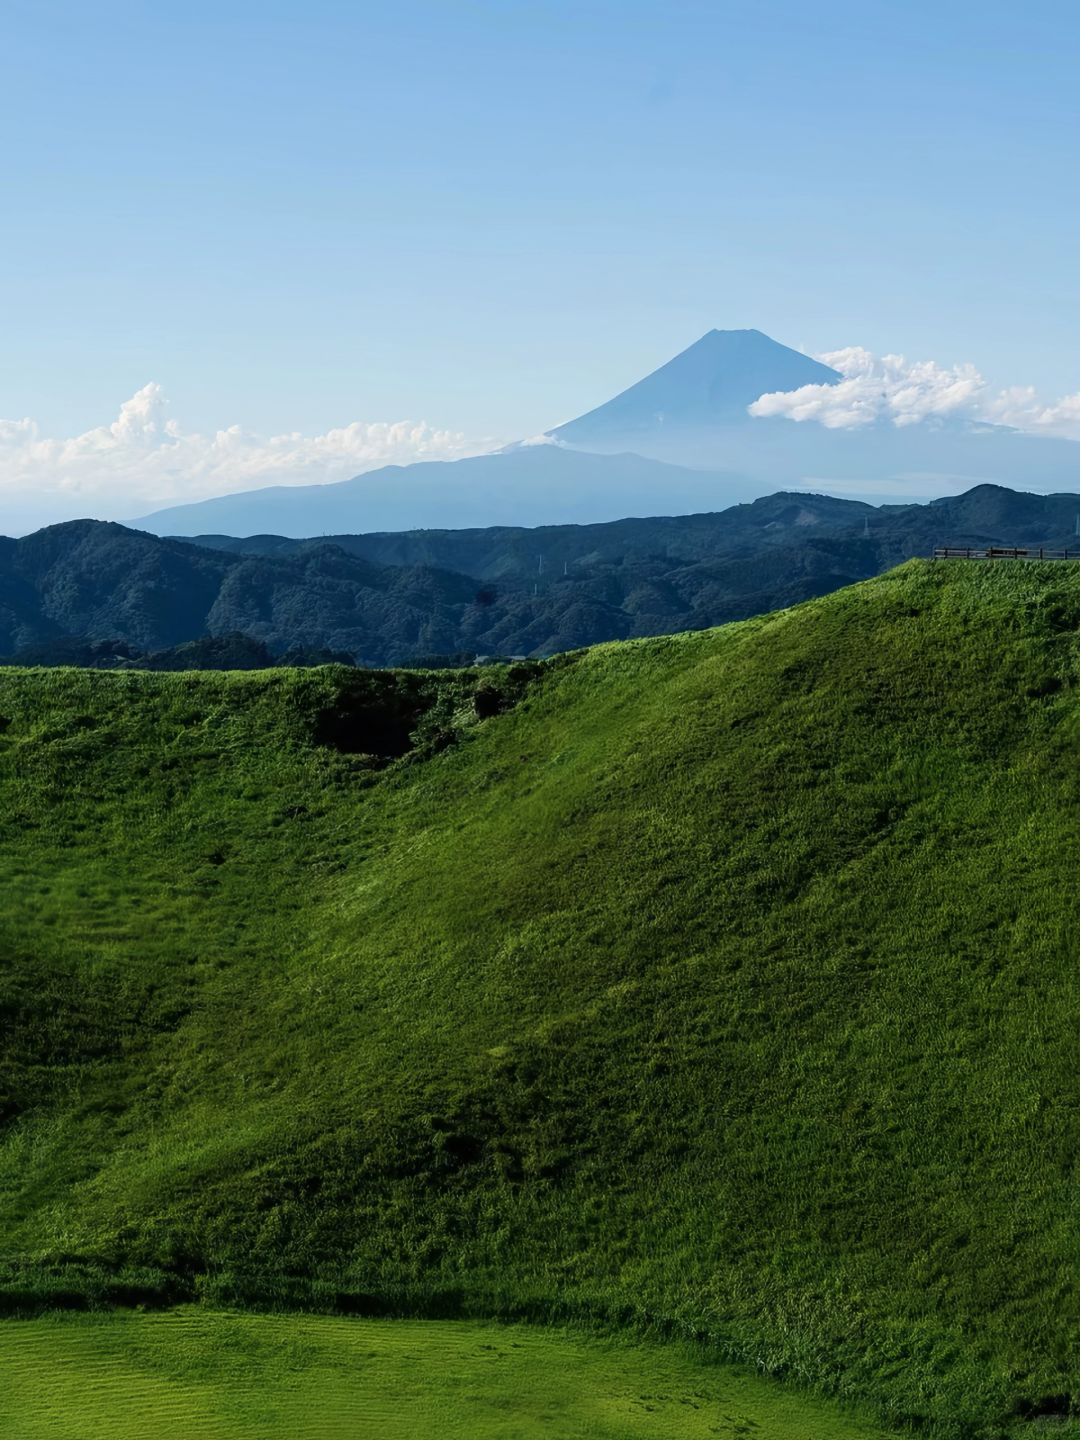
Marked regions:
[547,328,1080,487]
[551,328,841,443]
[135,329,1080,538]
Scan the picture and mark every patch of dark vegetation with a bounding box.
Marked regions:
[0,631,357,671]
[1014,1395,1074,1422]
[1025,674,1064,698]
[473,682,506,719]
[308,669,507,760]
[139,633,357,671]
[0,636,144,669]
[1031,590,1080,633]
[314,688,417,757]
[308,661,547,760]
[429,1121,487,1168]
[0,1260,194,1316]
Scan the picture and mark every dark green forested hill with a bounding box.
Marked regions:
[8,484,1080,668]
[3,501,882,667]
[1,559,1079,1438]
[186,479,1080,579]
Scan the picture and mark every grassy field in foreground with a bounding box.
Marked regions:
[0,1312,895,1440]
[3,560,1080,1436]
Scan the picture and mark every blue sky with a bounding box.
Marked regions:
[3,0,1080,524]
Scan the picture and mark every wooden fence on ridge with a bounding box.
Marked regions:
[932,546,1080,561]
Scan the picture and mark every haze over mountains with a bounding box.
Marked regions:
[135,448,748,540]
[134,329,1080,539]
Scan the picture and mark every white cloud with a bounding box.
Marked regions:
[750,347,1080,440]
[513,433,567,448]
[0,384,496,529]
[986,384,1080,434]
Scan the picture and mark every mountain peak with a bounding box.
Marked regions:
[551,329,839,444]
[702,326,768,339]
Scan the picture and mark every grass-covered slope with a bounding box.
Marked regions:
[0,1312,894,1440]
[1,560,1078,1436]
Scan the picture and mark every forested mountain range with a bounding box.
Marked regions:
[3,483,1079,667]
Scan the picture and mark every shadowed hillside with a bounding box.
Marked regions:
[1,561,1079,1437]
[8,485,1080,667]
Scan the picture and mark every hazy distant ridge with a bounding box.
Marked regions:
[133,329,1080,539]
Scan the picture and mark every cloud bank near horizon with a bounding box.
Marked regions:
[0,384,496,529]
[750,346,1080,436]
[6,347,1080,532]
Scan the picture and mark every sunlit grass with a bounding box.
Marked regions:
[2,561,1079,1437]
[0,1310,898,1440]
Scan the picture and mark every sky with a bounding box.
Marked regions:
[4,0,1080,527]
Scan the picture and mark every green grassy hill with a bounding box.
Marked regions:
[0,1311,894,1440]
[1,559,1078,1437]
